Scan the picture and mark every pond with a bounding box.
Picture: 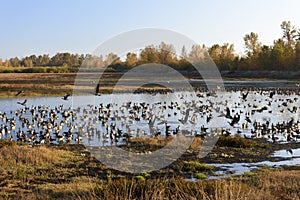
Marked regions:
[0,85,300,177]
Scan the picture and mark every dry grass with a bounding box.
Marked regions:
[0,145,73,167]
[0,141,299,199]
[10,176,276,200]
[0,73,77,97]
[129,136,172,147]
[0,72,181,98]
[30,169,299,200]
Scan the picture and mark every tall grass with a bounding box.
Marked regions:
[32,177,273,200]
[0,142,299,199]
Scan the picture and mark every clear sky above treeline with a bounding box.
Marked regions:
[1,0,300,59]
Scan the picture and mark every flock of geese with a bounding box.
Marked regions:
[0,87,300,146]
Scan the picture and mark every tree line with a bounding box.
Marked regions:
[1,21,300,72]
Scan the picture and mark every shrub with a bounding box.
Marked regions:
[134,175,145,181]
[195,173,207,180]
[179,161,214,172]
[216,136,269,148]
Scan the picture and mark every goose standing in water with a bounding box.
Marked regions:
[241,91,249,101]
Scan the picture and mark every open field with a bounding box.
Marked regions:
[0,139,299,200]
[0,72,174,98]
[0,73,122,98]
[0,73,76,97]
[0,72,299,98]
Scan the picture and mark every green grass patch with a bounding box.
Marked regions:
[195,173,207,180]
[216,136,269,148]
[134,175,146,181]
[176,161,214,172]
[139,171,150,178]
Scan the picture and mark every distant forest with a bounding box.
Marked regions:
[1,21,300,73]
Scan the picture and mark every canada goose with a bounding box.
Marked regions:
[17,99,27,106]
[245,115,252,123]
[62,94,70,100]
[228,114,240,127]
[241,91,249,101]
[179,108,191,124]
[269,91,276,98]
[15,90,24,96]
[95,83,101,95]
[286,148,293,155]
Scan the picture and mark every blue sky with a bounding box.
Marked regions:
[1,0,300,59]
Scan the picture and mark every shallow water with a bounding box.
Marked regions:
[272,148,300,158]
[186,148,300,181]
[1,86,300,178]
[1,90,299,144]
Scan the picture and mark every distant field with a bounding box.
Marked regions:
[0,73,126,98]
[0,73,76,97]
[0,72,299,98]
[0,72,198,98]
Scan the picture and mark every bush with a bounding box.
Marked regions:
[216,136,269,148]
[139,171,150,177]
[178,161,214,172]
[134,175,145,181]
[195,173,207,180]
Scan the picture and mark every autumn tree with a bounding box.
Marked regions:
[139,45,159,64]
[208,43,235,70]
[3,60,11,67]
[188,44,206,62]
[157,42,176,65]
[181,46,187,58]
[125,52,138,67]
[105,53,120,66]
[22,57,33,67]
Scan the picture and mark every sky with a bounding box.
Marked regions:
[1,0,300,59]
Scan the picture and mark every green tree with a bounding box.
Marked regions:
[208,43,235,70]
[271,39,294,70]
[10,57,20,67]
[36,55,44,66]
[42,54,50,66]
[243,32,261,57]
[243,32,262,69]
[257,45,272,70]
[281,21,297,47]
[295,41,300,69]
